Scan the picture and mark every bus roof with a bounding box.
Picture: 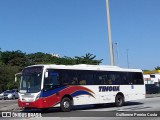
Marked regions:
[25,64,142,72]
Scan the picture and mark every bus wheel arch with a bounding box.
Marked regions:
[60,95,73,112]
[115,92,125,107]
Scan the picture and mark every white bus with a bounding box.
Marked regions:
[18,64,145,112]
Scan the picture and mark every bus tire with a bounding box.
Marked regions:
[60,97,72,112]
[115,94,124,107]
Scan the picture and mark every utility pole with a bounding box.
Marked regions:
[127,49,129,68]
[114,43,119,66]
[106,0,114,65]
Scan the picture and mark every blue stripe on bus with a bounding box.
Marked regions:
[71,90,91,97]
[40,86,67,97]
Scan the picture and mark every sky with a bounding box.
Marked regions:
[0,0,160,70]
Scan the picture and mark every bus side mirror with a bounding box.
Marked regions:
[45,71,48,78]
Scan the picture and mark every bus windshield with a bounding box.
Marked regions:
[19,66,43,93]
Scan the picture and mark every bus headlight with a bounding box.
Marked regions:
[35,93,40,100]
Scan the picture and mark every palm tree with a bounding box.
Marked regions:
[155,66,160,70]
[75,53,102,65]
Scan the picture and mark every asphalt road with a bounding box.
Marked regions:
[0,99,18,111]
[31,97,160,120]
[37,97,160,116]
[0,96,160,119]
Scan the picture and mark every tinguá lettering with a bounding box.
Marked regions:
[99,86,120,92]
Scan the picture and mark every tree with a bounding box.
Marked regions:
[155,66,160,70]
[0,48,2,65]
[75,53,102,65]
[0,64,19,91]
[0,49,103,92]
[1,50,26,68]
[26,52,54,65]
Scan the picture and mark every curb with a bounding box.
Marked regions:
[146,94,160,98]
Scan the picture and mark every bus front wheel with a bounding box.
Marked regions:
[115,94,124,107]
[60,97,72,112]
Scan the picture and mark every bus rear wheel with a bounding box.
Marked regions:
[60,97,72,112]
[115,94,124,107]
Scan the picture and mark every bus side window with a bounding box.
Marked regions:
[44,77,52,85]
[108,74,115,85]
[115,74,121,85]
[72,77,78,85]
[98,76,107,85]
[79,80,86,85]
[132,72,144,85]
[49,72,60,85]
[96,72,108,85]
[122,75,127,84]
[44,77,52,91]
[61,73,70,85]
[44,71,60,91]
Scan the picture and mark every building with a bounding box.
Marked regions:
[143,70,160,86]
[51,53,60,58]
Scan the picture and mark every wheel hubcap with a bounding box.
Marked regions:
[117,97,122,104]
[63,101,70,108]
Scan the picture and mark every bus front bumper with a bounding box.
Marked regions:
[18,99,44,108]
